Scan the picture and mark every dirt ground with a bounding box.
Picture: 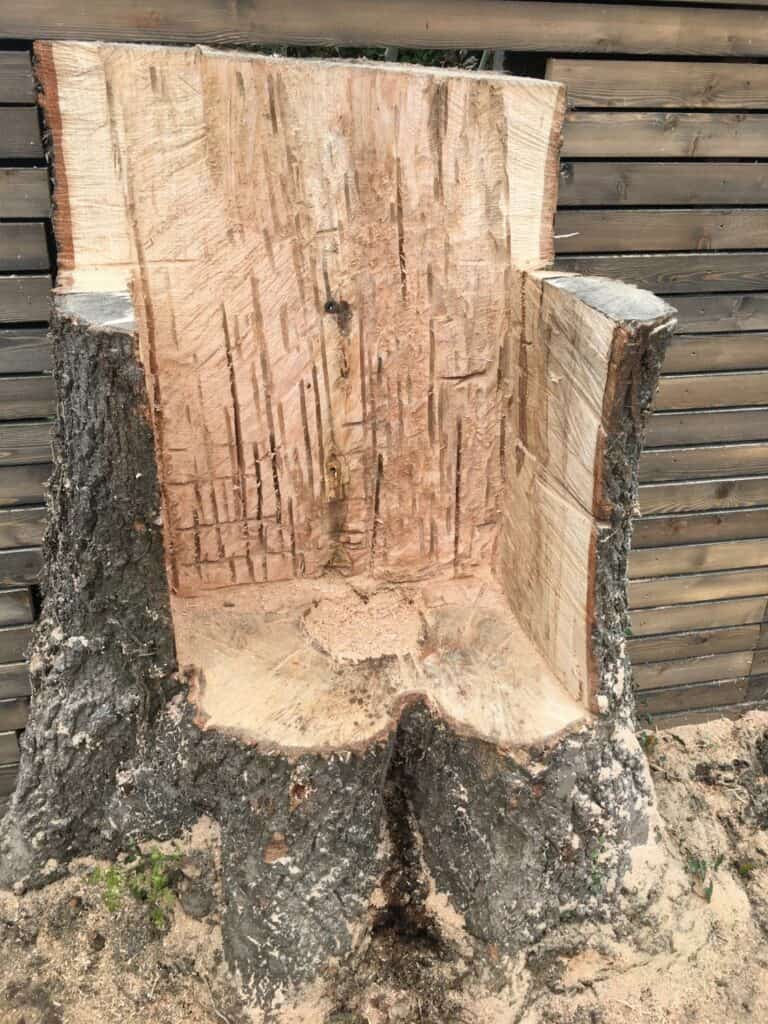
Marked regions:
[2,711,768,1024]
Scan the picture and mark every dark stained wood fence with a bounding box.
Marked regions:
[0,48,50,812]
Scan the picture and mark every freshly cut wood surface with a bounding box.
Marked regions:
[0,277,51,324]
[555,254,768,295]
[630,566,768,608]
[639,442,768,483]
[629,537,768,578]
[0,506,45,549]
[630,595,767,637]
[655,370,768,410]
[670,293,768,333]
[640,476,768,515]
[0,169,50,219]
[663,333,768,373]
[555,209,768,255]
[548,59,768,109]
[0,330,51,374]
[646,407,768,448]
[0,377,55,420]
[628,624,760,664]
[0,52,34,103]
[562,113,768,158]
[633,508,768,548]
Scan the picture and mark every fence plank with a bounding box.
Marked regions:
[0,662,30,700]
[0,763,18,798]
[0,547,41,585]
[0,624,31,662]
[0,329,51,375]
[655,370,768,411]
[0,506,45,549]
[0,589,33,627]
[631,595,767,637]
[0,422,51,466]
[0,52,34,103]
[633,508,768,548]
[555,209,768,255]
[0,168,50,220]
[662,333,768,373]
[554,254,768,295]
[639,442,768,483]
[548,59,768,109]
[0,731,18,764]
[634,650,754,690]
[637,678,749,717]
[563,112,768,158]
[0,224,49,273]
[646,407,768,448]
[629,538,768,578]
[0,698,28,733]
[640,476,768,515]
[0,109,43,160]
[0,277,51,324]
[0,377,55,419]
[630,567,768,608]
[629,625,760,664]
[670,293,768,333]
[0,464,50,507]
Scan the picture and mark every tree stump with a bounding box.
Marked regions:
[0,43,676,1015]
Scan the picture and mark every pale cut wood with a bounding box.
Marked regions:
[646,408,768,448]
[629,625,760,665]
[637,679,750,718]
[0,109,43,160]
[655,371,768,411]
[639,442,768,483]
[555,209,768,255]
[562,113,768,159]
[0,506,45,549]
[0,330,51,374]
[663,334,768,373]
[0,698,29,733]
[0,277,51,324]
[0,422,51,466]
[0,589,34,627]
[548,59,768,109]
[13,1,768,56]
[634,651,753,691]
[630,595,767,638]
[0,548,41,585]
[630,567,768,609]
[0,169,50,220]
[0,624,31,663]
[555,255,768,296]
[629,538,768,579]
[0,464,50,507]
[0,224,49,273]
[640,476,768,515]
[0,52,35,103]
[671,293,768,333]
[0,731,18,764]
[558,163,768,209]
[633,508,768,548]
[0,377,55,420]
[0,662,30,700]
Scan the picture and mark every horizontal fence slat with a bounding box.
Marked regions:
[0,730,18,764]
[0,109,43,160]
[562,112,768,159]
[0,762,19,798]
[646,407,768,448]
[0,589,33,627]
[0,662,30,700]
[629,624,760,664]
[655,370,768,411]
[631,595,767,637]
[633,508,768,548]
[0,547,41,586]
[0,168,50,220]
[0,376,55,420]
[0,464,50,507]
[0,698,28,733]
[0,422,51,466]
[670,293,768,333]
[0,329,51,375]
[0,506,45,549]
[548,59,768,110]
[639,442,768,483]
[0,624,31,663]
[662,333,768,373]
[0,51,34,103]
[630,566,768,608]
[637,678,750,717]
[0,224,49,273]
[555,255,768,296]
[640,476,768,515]
[635,650,754,690]
[629,537,768,578]
[0,276,51,324]
[555,209,768,255]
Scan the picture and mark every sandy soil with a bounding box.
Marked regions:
[2,711,768,1024]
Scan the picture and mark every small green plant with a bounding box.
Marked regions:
[89,846,182,929]
[588,836,607,893]
[736,859,757,879]
[639,732,659,756]
[685,853,724,903]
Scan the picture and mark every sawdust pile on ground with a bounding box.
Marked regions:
[3,713,768,1023]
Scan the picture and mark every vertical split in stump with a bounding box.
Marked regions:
[0,43,676,1015]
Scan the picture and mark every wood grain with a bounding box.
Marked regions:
[0,109,43,160]
[0,547,41,585]
[634,650,753,690]
[0,464,50,507]
[629,537,768,578]
[633,508,768,548]
[0,329,52,374]
[629,624,760,664]
[563,113,768,159]
[670,292,768,333]
[555,209,768,255]
[0,662,30,700]
[0,223,49,273]
[662,333,768,373]
[0,277,51,324]
[636,678,749,717]
[0,589,33,627]
[0,169,50,219]
[631,595,767,637]
[639,442,768,483]
[0,51,34,103]
[548,59,768,109]
[555,254,768,295]
[0,506,45,549]
[655,370,768,410]
[0,377,55,420]
[630,567,768,608]
[0,422,51,466]
[646,407,768,448]
[640,476,768,515]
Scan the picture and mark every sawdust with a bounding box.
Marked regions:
[302,587,423,663]
[3,714,768,1023]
